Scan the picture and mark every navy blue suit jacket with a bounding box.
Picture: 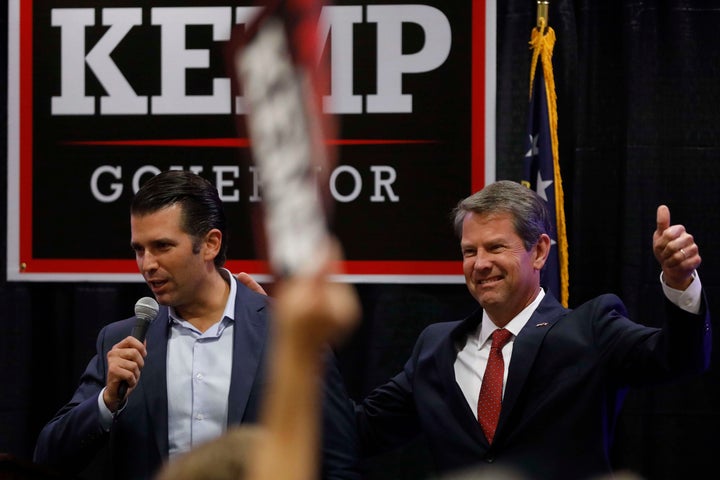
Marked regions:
[34,280,359,480]
[357,292,711,480]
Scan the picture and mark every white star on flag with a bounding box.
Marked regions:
[525,134,539,158]
[535,171,553,202]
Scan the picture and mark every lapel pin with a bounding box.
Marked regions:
[535,322,549,327]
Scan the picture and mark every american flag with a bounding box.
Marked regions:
[521,21,569,307]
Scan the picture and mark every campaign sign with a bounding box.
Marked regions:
[6,1,496,282]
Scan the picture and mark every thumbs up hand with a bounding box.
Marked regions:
[653,205,700,290]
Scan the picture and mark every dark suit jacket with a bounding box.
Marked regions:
[357,292,712,480]
[34,280,359,480]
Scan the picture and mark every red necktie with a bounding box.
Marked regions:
[477,328,513,444]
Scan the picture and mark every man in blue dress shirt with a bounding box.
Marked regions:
[33,170,359,480]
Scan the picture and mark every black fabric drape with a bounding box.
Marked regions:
[497,1,720,478]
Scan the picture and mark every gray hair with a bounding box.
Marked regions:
[451,180,552,251]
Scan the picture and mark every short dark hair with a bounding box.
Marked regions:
[131,170,228,267]
[451,180,552,251]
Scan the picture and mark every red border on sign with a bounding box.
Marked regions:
[19,0,34,271]
[16,1,486,278]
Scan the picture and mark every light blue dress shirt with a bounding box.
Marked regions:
[166,269,236,457]
[97,270,240,453]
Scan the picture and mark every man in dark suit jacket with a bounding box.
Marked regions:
[33,170,359,480]
[356,180,711,480]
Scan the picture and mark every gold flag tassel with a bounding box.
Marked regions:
[529,6,569,307]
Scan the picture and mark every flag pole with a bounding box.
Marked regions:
[537,1,549,32]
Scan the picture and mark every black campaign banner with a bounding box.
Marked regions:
[6,0,496,282]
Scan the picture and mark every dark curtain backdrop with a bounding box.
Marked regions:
[2,1,719,479]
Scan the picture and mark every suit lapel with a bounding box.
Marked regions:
[437,296,568,447]
[496,294,567,438]
[441,310,492,446]
[141,308,170,456]
[227,280,270,424]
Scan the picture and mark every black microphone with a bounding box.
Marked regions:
[117,297,159,403]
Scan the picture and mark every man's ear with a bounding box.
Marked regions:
[203,229,222,261]
[533,233,552,270]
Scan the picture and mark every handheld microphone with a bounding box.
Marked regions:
[117,297,159,402]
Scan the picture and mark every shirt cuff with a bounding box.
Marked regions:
[98,388,114,431]
[660,270,702,314]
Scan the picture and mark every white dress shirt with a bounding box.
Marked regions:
[454,290,544,420]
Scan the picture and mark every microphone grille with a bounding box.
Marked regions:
[135,296,160,322]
